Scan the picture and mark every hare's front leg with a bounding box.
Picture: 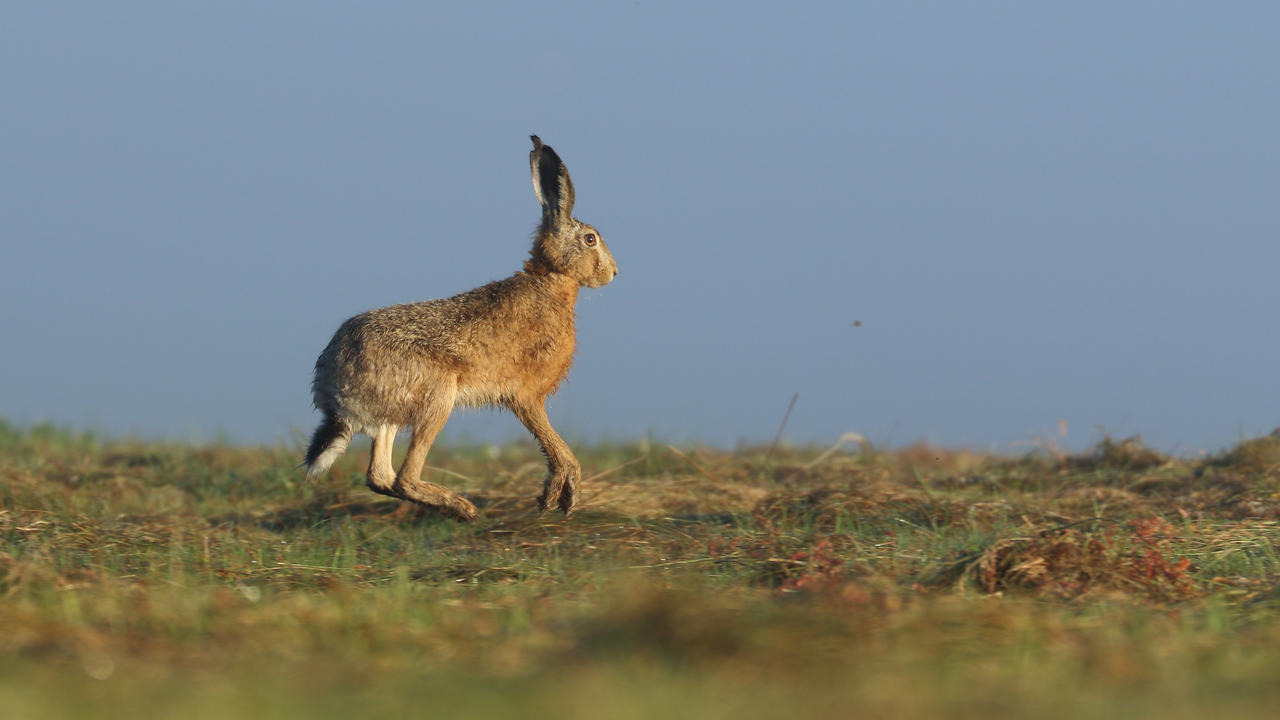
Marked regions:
[511,400,581,516]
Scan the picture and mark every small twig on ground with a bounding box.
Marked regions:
[627,556,721,570]
[766,393,800,464]
[585,455,647,483]
[667,445,719,482]
[424,465,476,483]
[802,432,869,470]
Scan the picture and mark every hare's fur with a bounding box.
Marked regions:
[304,136,617,520]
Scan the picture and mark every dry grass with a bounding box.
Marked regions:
[2,421,1280,718]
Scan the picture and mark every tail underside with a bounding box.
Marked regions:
[304,413,353,478]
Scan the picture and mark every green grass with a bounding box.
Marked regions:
[3,425,1280,718]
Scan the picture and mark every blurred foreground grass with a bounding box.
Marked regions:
[3,420,1280,718]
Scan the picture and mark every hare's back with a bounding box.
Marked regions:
[312,301,465,428]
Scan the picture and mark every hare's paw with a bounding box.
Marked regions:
[366,479,404,500]
[445,495,479,522]
[557,469,581,516]
[536,465,581,517]
[394,480,480,522]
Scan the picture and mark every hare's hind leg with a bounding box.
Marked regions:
[394,423,479,521]
[366,425,400,499]
[511,400,581,516]
[392,390,478,521]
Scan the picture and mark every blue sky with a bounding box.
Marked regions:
[2,2,1277,454]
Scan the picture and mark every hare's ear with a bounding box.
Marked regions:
[530,135,575,225]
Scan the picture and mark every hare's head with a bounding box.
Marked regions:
[526,136,618,289]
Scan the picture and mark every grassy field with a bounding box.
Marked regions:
[3,420,1280,719]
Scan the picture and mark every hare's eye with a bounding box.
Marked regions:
[583,233,598,247]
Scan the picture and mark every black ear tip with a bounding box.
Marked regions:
[530,135,543,149]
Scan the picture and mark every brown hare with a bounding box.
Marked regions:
[303,136,617,521]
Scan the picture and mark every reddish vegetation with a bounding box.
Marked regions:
[965,518,1196,601]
